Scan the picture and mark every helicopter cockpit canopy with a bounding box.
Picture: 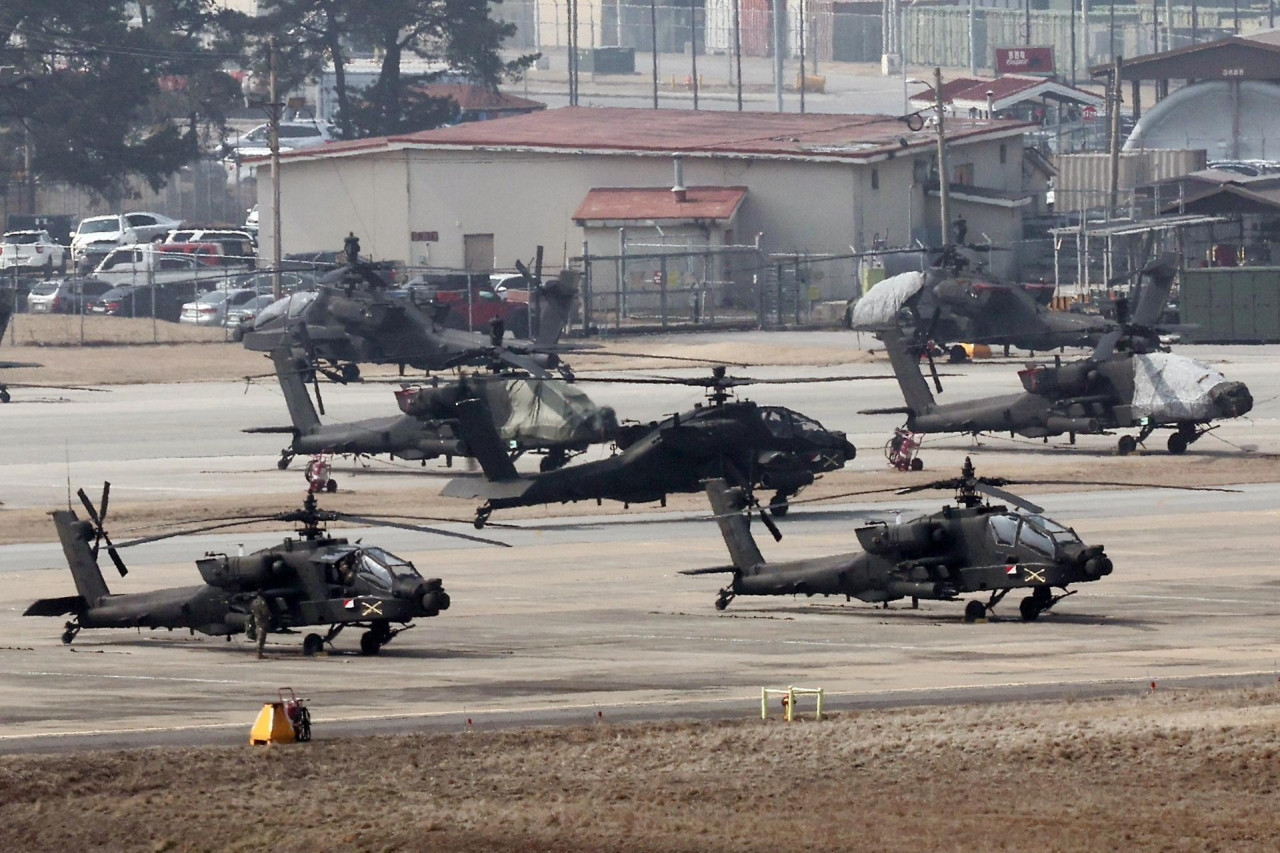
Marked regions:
[988,513,1082,556]
[253,291,319,330]
[759,406,830,441]
[358,546,422,590]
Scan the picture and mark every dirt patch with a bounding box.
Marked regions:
[2,688,1278,852]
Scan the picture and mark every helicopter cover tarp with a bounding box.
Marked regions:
[485,379,606,445]
[848,271,925,330]
[1131,353,1225,421]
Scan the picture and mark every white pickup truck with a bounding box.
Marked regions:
[0,230,67,273]
[93,242,253,286]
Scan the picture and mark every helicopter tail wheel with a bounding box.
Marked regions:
[303,633,325,656]
[473,506,492,529]
[61,620,80,644]
[963,600,986,623]
[1117,435,1138,456]
[715,590,734,611]
[277,452,294,470]
[768,492,790,518]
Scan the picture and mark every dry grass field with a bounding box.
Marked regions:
[1,688,1278,852]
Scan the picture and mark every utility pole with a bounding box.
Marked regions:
[734,0,743,110]
[969,0,976,76]
[934,67,951,245]
[268,37,282,301]
[799,0,806,113]
[774,0,785,112]
[651,0,659,109]
[1108,56,1123,217]
[690,0,699,110]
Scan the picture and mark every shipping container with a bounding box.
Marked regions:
[1182,266,1280,343]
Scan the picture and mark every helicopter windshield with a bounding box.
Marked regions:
[361,546,422,578]
[989,513,1019,546]
[759,407,793,438]
[253,291,317,329]
[1022,515,1082,544]
[789,412,829,440]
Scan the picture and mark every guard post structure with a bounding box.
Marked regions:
[761,686,824,722]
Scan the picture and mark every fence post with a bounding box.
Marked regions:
[659,255,668,328]
[581,239,592,333]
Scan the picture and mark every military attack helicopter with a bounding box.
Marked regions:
[0,288,42,403]
[243,236,578,380]
[849,244,1109,360]
[689,458,1232,621]
[247,347,618,473]
[24,484,506,656]
[444,366,870,528]
[863,255,1253,455]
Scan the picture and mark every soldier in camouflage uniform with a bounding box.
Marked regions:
[250,595,272,659]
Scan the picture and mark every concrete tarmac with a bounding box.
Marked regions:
[1,333,1278,752]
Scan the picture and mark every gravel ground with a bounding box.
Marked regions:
[1,688,1278,852]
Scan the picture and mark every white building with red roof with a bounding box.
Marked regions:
[256,106,1035,295]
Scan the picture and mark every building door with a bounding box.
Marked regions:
[463,233,494,272]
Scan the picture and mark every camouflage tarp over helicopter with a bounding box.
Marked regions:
[24,483,507,656]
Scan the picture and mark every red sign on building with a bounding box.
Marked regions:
[995,47,1055,75]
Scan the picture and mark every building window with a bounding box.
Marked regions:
[1000,143,1007,164]
[913,158,929,184]
[953,163,975,186]
[871,168,879,190]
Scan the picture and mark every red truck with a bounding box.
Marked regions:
[404,272,532,338]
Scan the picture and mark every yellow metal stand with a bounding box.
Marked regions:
[250,702,297,745]
[761,686,824,722]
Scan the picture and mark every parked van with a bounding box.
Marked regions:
[93,242,250,285]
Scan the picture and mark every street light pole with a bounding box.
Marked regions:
[934,67,951,245]
[268,37,282,301]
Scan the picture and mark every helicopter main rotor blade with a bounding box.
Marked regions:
[115,517,280,548]
[335,514,510,547]
[1011,478,1239,494]
[974,482,1043,514]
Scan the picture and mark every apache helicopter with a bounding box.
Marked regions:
[863,254,1253,455]
[243,236,578,380]
[849,245,1109,360]
[24,483,505,656]
[247,346,618,473]
[0,288,42,403]
[443,366,868,528]
[689,458,1232,621]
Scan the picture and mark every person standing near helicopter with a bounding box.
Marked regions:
[250,595,272,659]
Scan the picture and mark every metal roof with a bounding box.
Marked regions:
[1048,214,1228,237]
[573,186,748,223]
[264,106,1034,167]
[1089,35,1280,81]
[912,75,1104,111]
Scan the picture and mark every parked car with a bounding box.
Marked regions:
[71,212,182,271]
[25,277,114,314]
[94,242,251,286]
[244,205,258,236]
[163,229,257,263]
[225,293,277,340]
[227,270,316,295]
[404,272,532,336]
[89,279,211,321]
[225,120,335,154]
[0,230,67,273]
[179,287,263,326]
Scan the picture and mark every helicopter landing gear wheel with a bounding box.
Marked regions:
[540,449,568,472]
[473,506,492,529]
[340,362,361,382]
[303,633,325,656]
[1117,435,1138,456]
[910,457,924,471]
[1019,597,1042,622]
[359,632,382,655]
[0,387,10,404]
[277,452,294,470]
[768,492,790,518]
[325,478,338,493]
[948,344,969,364]
[963,600,986,623]
[61,621,80,644]
[715,590,734,611]
[1167,432,1188,455]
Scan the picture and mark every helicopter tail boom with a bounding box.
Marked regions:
[51,509,110,606]
[704,479,765,573]
[880,326,936,418]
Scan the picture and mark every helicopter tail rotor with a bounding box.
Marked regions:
[76,482,128,576]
